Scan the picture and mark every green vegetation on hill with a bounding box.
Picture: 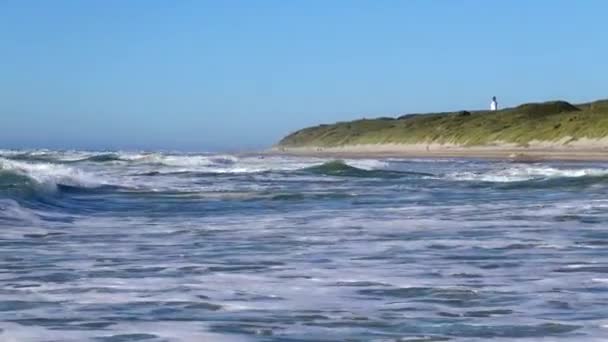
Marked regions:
[278,99,608,147]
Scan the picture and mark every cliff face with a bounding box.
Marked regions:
[278,100,608,147]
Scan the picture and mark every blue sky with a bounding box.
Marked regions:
[1,0,607,151]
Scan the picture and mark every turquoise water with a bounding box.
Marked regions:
[1,150,608,341]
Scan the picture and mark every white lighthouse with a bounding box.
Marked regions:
[490,96,498,111]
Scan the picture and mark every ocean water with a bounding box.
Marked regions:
[1,150,608,341]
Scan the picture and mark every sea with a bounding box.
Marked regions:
[1,149,608,341]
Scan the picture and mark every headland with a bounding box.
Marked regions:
[274,99,608,161]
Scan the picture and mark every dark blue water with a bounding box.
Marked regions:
[1,150,608,341]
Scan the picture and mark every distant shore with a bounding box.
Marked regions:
[276,99,608,159]
[270,139,608,161]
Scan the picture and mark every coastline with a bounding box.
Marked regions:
[269,139,608,161]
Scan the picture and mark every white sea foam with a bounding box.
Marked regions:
[0,199,47,234]
[2,150,393,178]
[4,151,608,340]
[446,165,608,182]
[0,323,89,342]
[114,152,390,174]
[134,154,235,167]
[0,321,249,342]
[344,158,389,170]
[0,158,108,189]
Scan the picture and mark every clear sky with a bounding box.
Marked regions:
[1,0,607,151]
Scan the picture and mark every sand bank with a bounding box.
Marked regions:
[271,138,608,161]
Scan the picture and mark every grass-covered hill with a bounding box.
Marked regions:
[278,99,608,147]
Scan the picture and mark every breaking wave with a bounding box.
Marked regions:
[3,152,608,203]
[3,149,608,341]
[446,165,608,183]
[0,151,393,175]
[0,158,109,196]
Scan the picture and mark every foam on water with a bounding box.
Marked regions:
[0,321,249,342]
[1,151,608,341]
[0,157,108,190]
[446,165,608,182]
[0,199,45,232]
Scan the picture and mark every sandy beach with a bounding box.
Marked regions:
[271,138,608,161]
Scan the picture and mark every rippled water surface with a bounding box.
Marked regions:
[2,150,608,341]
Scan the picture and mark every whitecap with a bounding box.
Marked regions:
[446,165,608,182]
[0,158,108,190]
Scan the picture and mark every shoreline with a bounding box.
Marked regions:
[268,141,608,161]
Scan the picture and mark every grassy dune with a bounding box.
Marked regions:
[278,99,608,147]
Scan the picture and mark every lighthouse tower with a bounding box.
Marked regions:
[490,96,498,111]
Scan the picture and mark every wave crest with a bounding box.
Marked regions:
[0,158,107,192]
[447,165,608,183]
[304,160,432,178]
